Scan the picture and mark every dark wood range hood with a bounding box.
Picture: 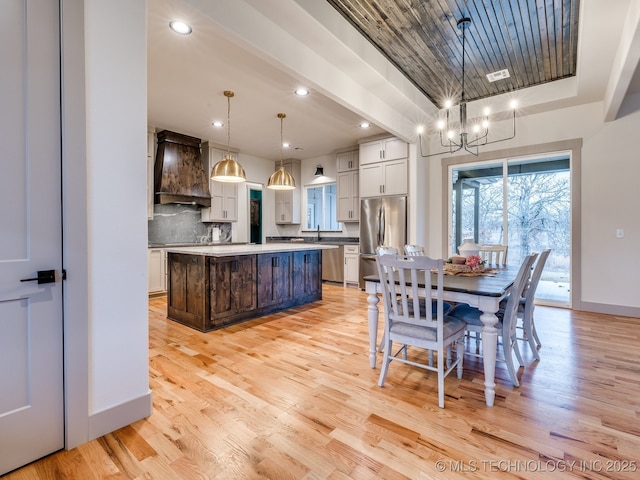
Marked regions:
[154,130,211,207]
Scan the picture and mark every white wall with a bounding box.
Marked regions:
[422,98,640,313]
[62,0,151,447]
[85,0,150,414]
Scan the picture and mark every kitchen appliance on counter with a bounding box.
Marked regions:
[359,196,407,289]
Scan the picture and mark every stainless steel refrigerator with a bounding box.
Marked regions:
[359,195,407,288]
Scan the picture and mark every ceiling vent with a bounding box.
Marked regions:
[154,130,211,207]
[486,69,511,82]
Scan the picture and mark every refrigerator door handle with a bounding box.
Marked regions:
[379,206,385,245]
[375,207,380,245]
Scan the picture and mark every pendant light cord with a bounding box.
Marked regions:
[461,21,466,104]
[227,95,230,154]
[224,90,234,157]
[277,113,286,168]
[280,116,283,167]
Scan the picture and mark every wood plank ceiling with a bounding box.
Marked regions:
[326,0,580,109]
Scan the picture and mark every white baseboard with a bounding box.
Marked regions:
[87,390,153,441]
[578,302,640,319]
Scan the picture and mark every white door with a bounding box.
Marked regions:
[0,0,64,475]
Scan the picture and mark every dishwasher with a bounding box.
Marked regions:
[321,244,344,283]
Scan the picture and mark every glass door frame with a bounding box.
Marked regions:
[451,158,509,253]
[440,139,583,309]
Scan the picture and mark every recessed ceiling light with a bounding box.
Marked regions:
[212,121,224,127]
[359,122,370,128]
[294,88,309,96]
[169,20,192,35]
[282,142,291,148]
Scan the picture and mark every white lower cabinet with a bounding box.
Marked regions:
[148,248,166,294]
[344,245,359,288]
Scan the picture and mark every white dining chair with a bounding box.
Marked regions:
[518,248,551,359]
[404,243,453,338]
[376,254,466,408]
[447,252,538,387]
[404,244,425,256]
[376,246,399,256]
[478,244,508,266]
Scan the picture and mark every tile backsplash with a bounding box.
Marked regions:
[148,204,231,245]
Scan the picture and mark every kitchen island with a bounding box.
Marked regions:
[164,243,336,331]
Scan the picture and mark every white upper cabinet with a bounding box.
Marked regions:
[336,150,359,172]
[274,159,301,224]
[200,143,238,222]
[337,170,359,222]
[359,137,408,198]
[359,137,407,165]
[147,130,156,220]
[336,148,359,222]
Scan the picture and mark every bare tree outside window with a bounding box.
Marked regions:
[452,157,570,304]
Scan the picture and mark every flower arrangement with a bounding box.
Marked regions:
[465,254,485,271]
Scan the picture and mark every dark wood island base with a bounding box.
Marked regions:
[166,244,331,332]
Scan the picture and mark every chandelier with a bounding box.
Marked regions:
[210,90,247,182]
[420,17,517,157]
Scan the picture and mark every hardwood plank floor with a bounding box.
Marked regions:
[5,285,640,479]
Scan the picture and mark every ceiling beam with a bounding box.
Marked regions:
[183,0,435,142]
[603,0,640,121]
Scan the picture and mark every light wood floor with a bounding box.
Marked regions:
[5,285,640,479]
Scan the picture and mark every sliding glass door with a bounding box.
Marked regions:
[450,154,571,305]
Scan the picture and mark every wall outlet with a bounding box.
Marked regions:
[616,228,624,238]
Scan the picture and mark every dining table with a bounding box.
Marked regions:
[364,265,519,407]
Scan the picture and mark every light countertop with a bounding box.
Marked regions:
[165,243,337,257]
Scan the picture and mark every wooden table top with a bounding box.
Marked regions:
[364,265,519,298]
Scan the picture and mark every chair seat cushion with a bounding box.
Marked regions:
[499,294,525,311]
[448,303,504,328]
[389,316,466,341]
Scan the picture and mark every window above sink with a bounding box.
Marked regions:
[304,183,341,232]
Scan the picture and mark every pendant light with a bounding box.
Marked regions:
[267,113,296,190]
[210,90,246,183]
